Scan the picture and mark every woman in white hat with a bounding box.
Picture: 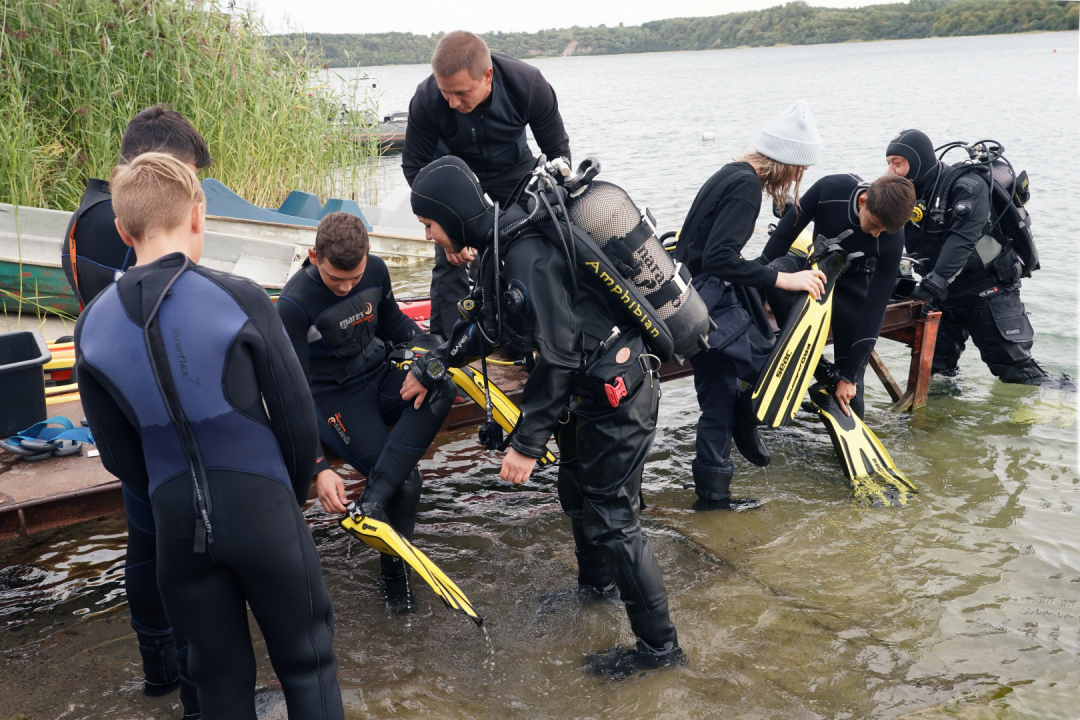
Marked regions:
[673,100,826,511]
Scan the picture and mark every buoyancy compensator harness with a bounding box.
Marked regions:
[916,139,1038,280]
[487,157,713,364]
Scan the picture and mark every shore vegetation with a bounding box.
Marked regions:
[1,0,378,212]
[278,0,1079,67]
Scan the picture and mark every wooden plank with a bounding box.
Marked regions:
[868,350,903,402]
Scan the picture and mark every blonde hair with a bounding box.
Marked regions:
[737,151,806,216]
[109,152,204,242]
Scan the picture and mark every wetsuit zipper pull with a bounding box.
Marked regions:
[194,518,207,554]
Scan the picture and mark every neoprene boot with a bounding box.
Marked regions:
[732,389,770,467]
[138,638,180,697]
[691,463,762,511]
[380,555,416,614]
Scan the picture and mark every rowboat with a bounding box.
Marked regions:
[0,181,432,317]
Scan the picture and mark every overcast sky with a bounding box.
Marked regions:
[249,0,881,36]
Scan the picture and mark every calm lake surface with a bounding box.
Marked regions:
[2,32,1077,719]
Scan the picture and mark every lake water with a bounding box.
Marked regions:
[2,32,1077,719]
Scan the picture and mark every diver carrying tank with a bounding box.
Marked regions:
[561,158,713,362]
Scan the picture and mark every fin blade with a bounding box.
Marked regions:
[450,365,557,467]
[340,514,483,625]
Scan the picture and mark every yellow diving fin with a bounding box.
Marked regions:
[807,384,917,506]
[750,236,854,428]
[340,504,483,626]
[448,365,557,467]
[394,345,557,466]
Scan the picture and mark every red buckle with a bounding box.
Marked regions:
[605,376,627,407]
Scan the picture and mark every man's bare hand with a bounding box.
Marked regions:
[400,372,429,409]
[316,469,348,513]
[834,379,857,416]
[775,269,827,300]
[500,447,538,484]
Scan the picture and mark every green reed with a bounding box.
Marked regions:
[1,0,380,211]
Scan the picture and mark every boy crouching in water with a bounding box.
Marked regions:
[75,153,344,719]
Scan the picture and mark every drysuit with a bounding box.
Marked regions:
[403,52,571,339]
[673,162,776,502]
[887,130,1048,384]
[276,255,451,586]
[411,157,680,661]
[761,173,905,418]
[75,254,343,720]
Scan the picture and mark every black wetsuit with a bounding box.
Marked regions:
[444,207,679,657]
[276,256,450,571]
[75,253,343,720]
[761,173,904,418]
[62,179,136,308]
[673,162,775,499]
[403,53,571,339]
[887,129,1047,384]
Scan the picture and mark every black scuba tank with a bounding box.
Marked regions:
[564,161,712,360]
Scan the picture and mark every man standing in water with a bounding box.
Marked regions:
[885,130,1051,384]
[402,30,571,339]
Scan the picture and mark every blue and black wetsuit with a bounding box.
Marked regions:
[761,173,905,418]
[276,256,450,585]
[75,253,343,720]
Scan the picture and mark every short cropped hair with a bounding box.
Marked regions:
[315,213,369,270]
[865,174,917,233]
[109,152,205,242]
[119,104,213,169]
[431,31,492,81]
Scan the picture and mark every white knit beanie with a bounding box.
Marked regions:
[756,100,822,166]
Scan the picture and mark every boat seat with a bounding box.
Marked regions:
[318,198,372,229]
[276,191,323,220]
[202,179,370,229]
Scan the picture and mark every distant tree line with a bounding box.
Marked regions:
[270,0,1078,67]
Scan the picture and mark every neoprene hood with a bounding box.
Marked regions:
[410,156,496,253]
[887,129,939,198]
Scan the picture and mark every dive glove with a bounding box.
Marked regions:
[910,272,948,302]
[408,351,456,417]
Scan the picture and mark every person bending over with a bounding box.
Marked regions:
[760,173,916,418]
[885,129,1050,385]
[75,153,343,719]
[673,100,827,511]
[276,213,453,613]
[403,30,571,339]
[403,156,684,678]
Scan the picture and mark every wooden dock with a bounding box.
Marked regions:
[0,301,939,542]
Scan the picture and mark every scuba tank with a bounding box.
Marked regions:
[562,158,712,361]
[930,140,1038,278]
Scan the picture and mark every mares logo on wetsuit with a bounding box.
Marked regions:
[171,327,201,387]
[328,412,350,445]
[338,302,374,330]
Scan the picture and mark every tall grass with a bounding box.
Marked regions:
[0,0,379,211]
